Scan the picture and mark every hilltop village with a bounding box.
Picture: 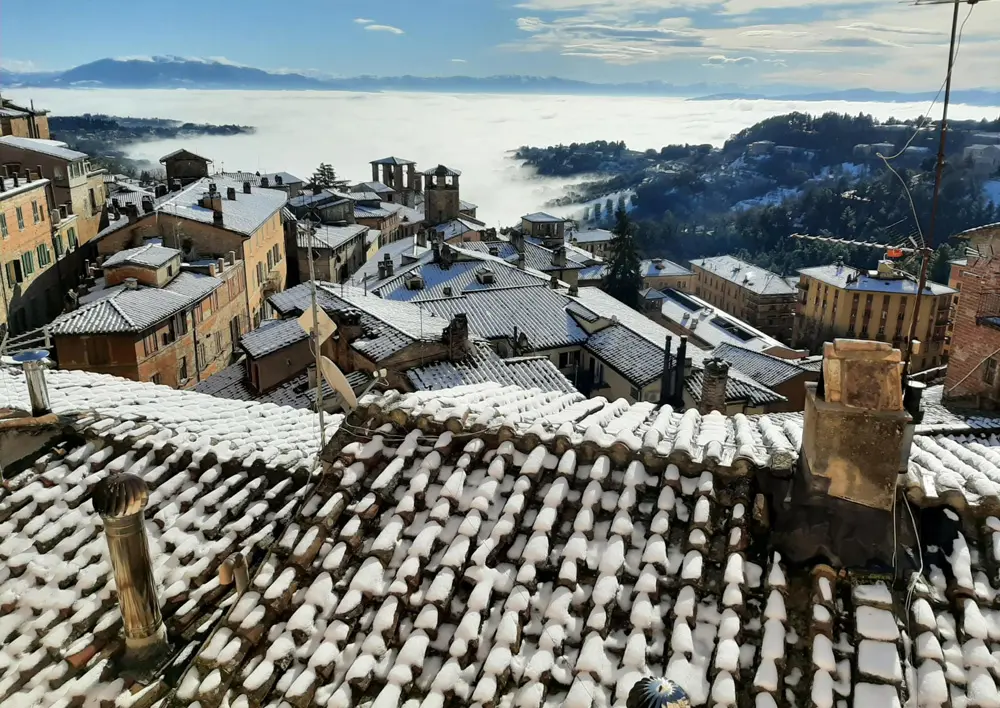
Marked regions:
[5,96,1000,708]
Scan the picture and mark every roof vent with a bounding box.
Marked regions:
[488,245,499,257]
[443,286,453,296]
[406,273,425,290]
[8,350,51,416]
[124,277,139,290]
[476,267,495,285]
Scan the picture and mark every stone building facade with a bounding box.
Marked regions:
[0,99,50,139]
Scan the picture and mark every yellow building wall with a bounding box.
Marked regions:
[0,182,57,332]
[796,274,950,371]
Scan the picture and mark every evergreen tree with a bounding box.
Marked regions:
[605,209,643,309]
[311,162,339,189]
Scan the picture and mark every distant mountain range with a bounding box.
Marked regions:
[3,56,999,106]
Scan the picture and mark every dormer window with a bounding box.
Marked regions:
[406,274,425,290]
[476,267,495,285]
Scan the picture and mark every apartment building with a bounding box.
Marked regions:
[0,98,50,139]
[945,223,1000,404]
[160,149,212,187]
[570,228,615,259]
[50,244,249,387]
[0,173,85,335]
[0,135,106,245]
[579,258,694,291]
[295,224,369,284]
[689,255,798,342]
[794,260,954,372]
[96,178,289,327]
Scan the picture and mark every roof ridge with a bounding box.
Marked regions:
[107,291,138,328]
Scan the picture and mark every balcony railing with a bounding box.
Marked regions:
[976,291,1000,329]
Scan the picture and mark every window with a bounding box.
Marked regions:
[54,234,65,258]
[89,188,97,214]
[16,206,24,230]
[151,373,162,385]
[861,293,874,336]
[559,352,569,368]
[31,200,39,223]
[175,313,188,336]
[5,260,23,287]
[160,320,177,347]
[178,356,188,382]
[21,251,34,275]
[143,333,159,357]
[630,386,641,401]
[267,250,274,270]
[167,265,174,277]
[67,227,77,249]
[256,262,264,286]
[0,213,6,238]
[84,338,111,366]
[36,244,51,267]
[985,357,998,386]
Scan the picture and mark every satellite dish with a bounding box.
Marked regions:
[319,356,358,410]
[297,308,337,346]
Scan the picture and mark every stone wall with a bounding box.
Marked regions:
[944,247,1000,404]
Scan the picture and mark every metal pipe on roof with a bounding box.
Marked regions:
[658,336,673,406]
[673,336,688,408]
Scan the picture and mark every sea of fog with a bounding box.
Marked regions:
[7,88,999,224]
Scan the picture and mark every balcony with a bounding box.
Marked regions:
[976,291,1000,330]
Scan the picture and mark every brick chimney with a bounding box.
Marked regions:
[698,357,728,415]
[92,473,169,664]
[443,313,469,361]
[771,339,914,568]
[551,245,568,268]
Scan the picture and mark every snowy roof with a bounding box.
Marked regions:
[101,243,180,269]
[571,228,615,244]
[194,361,368,409]
[522,211,568,223]
[406,342,577,393]
[355,181,395,194]
[0,135,88,161]
[159,148,211,162]
[713,342,813,388]
[218,170,305,186]
[459,238,589,273]
[659,288,788,353]
[431,217,486,240]
[269,283,451,362]
[422,164,462,177]
[351,236,431,283]
[585,323,667,387]
[799,264,956,296]
[155,178,288,237]
[371,156,416,166]
[287,189,344,209]
[0,175,49,199]
[297,224,368,251]
[690,255,797,296]
[164,377,1000,708]
[240,318,308,358]
[460,199,478,211]
[580,258,691,282]
[49,272,221,335]
[355,202,403,220]
[0,366,332,706]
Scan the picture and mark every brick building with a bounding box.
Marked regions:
[944,223,1000,404]
[0,98,50,139]
[0,173,86,335]
[689,254,798,342]
[159,149,211,187]
[0,135,106,246]
[49,243,249,388]
[95,178,288,328]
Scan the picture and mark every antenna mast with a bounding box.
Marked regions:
[304,220,326,449]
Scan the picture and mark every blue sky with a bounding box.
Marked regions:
[2,0,997,89]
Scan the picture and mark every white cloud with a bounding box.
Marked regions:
[704,54,758,66]
[364,24,405,35]
[502,0,1000,88]
[354,17,374,24]
[1,59,39,73]
[451,58,468,63]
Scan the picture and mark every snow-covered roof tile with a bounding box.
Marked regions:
[155,177,288,237]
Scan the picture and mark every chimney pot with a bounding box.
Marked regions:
[12,173,19,187]
[217,257,225,272]
[35,165,43,180]
[24,169,31,183]
[227,250,237,265]
[124,277,139,290]
[171,179,182,192]
[261,176,270,188]
[16,350,51,416]
[227,186,237,201]
[243,181,251,194]
[92,473,168,663]
[213,209,224,227]
[698,357,729,415]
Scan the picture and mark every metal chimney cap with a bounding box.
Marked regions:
[93,473,150,518]
[8,349,50,364]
